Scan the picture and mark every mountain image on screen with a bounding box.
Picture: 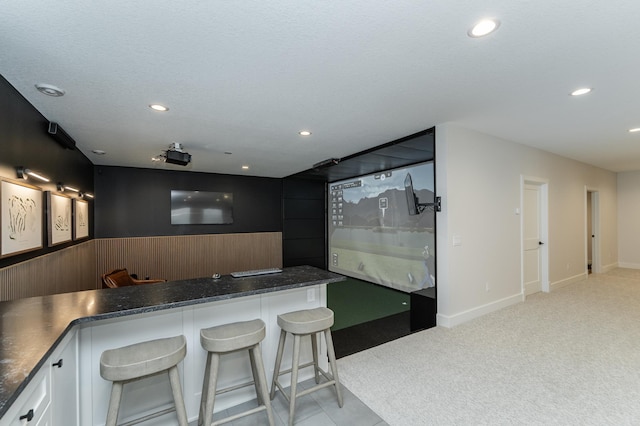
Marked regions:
[328,162,435,293]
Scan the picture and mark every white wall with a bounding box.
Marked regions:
[617,171,640,268]
[436,124,618,327]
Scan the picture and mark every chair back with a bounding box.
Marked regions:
[102,269,136,288]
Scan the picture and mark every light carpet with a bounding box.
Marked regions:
[337,269,640,425]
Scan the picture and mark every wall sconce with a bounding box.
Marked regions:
[57,183,79,193]
[80,193,94,199]
[16,166,50,182]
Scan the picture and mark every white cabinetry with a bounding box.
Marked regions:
[0,330,78,426]
[1,283,326,425]
[0,359,51,426]
[50,330,78,425]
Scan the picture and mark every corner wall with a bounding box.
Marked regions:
[436,124,618,327]
[617,171,640,268]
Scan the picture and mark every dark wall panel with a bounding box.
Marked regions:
[94,166,282,238]
[0,75,94,269]
[282,178,326,269]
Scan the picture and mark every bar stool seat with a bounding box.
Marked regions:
[199,319,274,426]
[100,335,188,426]
[270,307,343,426]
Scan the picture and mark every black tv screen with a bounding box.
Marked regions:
[171,190,233,225]
[327,161,435,293]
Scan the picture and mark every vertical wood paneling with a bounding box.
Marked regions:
[95,232,282,287]
[0,233,282,299]
[0,241,97,301]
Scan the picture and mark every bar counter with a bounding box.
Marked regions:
[0,265,344,419]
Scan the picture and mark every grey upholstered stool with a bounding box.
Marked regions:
[199,319,275,426]
[99,335,188,426]
[270,307,343,426]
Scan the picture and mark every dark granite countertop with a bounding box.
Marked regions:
[0,265,344,419]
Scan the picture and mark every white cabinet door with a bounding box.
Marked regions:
[0,366,51,426]
[50,330,78,426]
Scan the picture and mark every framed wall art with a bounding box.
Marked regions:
[73,198,89,240]
[1,178,43,258]
[47,191,72,246]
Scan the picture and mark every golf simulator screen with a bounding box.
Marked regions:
[328,161,435,293]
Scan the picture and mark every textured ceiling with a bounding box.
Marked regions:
[1,0,639,178]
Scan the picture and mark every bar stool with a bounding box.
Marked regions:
[199,319,275,426]
[270,307,343,426]
[99,335,188,426]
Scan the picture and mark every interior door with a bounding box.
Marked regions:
[523,184,542,295]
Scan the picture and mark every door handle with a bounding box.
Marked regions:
[539,241,544,245]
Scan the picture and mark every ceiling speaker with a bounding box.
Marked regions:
[47,122,76,150]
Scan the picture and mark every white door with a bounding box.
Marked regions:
[523,184,542,295]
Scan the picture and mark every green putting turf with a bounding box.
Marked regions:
[328,277,410,331]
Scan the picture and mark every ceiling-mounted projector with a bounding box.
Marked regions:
[164,143,192,166]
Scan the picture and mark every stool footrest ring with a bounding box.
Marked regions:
[119,406,176,426]
[212,405,268,426]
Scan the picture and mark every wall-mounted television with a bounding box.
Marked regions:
[327,161,435,293]
[170,190,233,225]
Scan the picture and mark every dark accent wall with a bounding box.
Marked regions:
[0,75,94,269]
[94,166,282,238]
[282,178,326,268]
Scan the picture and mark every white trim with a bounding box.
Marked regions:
[615,262,639,270]
[550,272,587,291]
[436,292,524,328]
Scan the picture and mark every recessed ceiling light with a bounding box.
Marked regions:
[570,88,592,96]
[35,83,65,97]
[299,131,312,136]
[149,104,169,112]
[629,128,640,133]
[92,149,106,155]
[242,165,250,170]
[468,19,500,37]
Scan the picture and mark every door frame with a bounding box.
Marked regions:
[585,187,601,274]
[521,176,549,294]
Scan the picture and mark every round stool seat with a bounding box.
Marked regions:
[277,307,334,335]
[201,318,266,353]
[100,335,187,382]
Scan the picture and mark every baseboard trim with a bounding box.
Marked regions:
[437,292,524,328]
[616,262,639,270]
[550,272,587,291]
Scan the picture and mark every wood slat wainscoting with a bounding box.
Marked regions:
[0,240,97,301]
[95,232,283,287]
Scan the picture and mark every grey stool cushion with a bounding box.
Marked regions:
[201,318,266,353]
[277,307,334,335]
[100,335,187,382]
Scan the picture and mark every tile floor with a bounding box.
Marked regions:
[189,378,388,426]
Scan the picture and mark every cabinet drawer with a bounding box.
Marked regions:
[1,367,51,426]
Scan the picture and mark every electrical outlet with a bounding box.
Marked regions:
[307,288,315,302]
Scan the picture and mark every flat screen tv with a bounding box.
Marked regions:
[327,161,435,293]
[171,190,233,225]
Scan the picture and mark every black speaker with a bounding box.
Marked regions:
[48,122,76,150]
[165,150,192,166]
